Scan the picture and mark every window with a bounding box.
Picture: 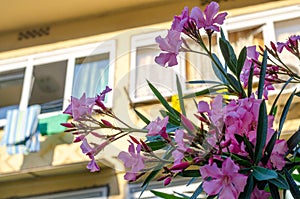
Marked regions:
[73,53,110,99]
[29,60,67,114]
[0,68,25,119]
[130,31,185,103]
[0,40,115,126]
[184,34,219,91]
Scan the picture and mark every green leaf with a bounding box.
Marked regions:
[257,50,267,99]
[190,183,203,199]
[150,190,185,199]
[269,173,289,189]
[183,85,227,99]
[284,168,300,198]
[179,170,201,177]
[219,39,237,74]
[296,91,300,97]
[287,127,300,153]
[237,47,247,80]
[269,182,281,199]
[187,80,223,84]
[254,100,268,164]
[238,174,254,199]
[252,166,278,181]
[176,75,186,116]
[278,89,296,136]
[261,131,277,165]
[227,73,242,93]
[146,141,167,151]
[243,135,254,159]
[147,80,180,117]
[269,77,293,115]
[247,63,254,97]
[211,53,227,83]
[160,110,180,126]
[133,108,150,125]
[225,152,252,167]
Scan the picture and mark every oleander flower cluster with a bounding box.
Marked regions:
[63,2,300,199]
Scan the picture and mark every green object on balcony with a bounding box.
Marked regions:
[38,114,70,136]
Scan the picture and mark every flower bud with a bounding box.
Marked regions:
[101,119,113,128]
[164,177,172,186]
[61,122,74,128]
[170,162,190,171]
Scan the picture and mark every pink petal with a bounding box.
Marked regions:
[200,162,222,179]
[203,178,223,196]
[222,158,240,174]
[204,2,219,23]
[198,101,210,113]
[219,183,238,199]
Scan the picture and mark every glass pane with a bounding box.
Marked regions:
[185,35,219,90]
[29,60,67,113]
[228,26,264,54]
[0,68,24,119]
[72,53,109,99]
[135,45,176,99]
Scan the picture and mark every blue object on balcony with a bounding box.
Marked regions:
[0,105,19,120]
[1,105,41,155]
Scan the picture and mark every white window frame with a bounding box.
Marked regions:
[222,5,300,101]
[24,186,109,199]
[0,40,116,127]
[130,31,186,103]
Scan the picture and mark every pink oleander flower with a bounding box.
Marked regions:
[171,7,189,32]
[200,157,247,199]
[277,35,300,53]
[155,30,182,67]
[190,2,227,32]
[95,86,112,110]
[250,186,271,199]
[146,116,169,137]
[118,142,145,181]
[240,46,260,88]
[240,46,277,99]
[268,139,288,170]
[87,157,100,172]
[172,129,193,165]
[63,93,95,120]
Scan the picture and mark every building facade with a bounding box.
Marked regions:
[0,0,299,198]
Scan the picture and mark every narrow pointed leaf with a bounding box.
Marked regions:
[278,89,296,136]
[237,47,247,80]
[247,63,254,97]
[187,80,223,84]
[269,173,289,189]
[252,166,278,181]
[147,80,180,117]
[211,53,227,83]
[287,127,300,153]
[183,85,227,99]
[134,108,150,125]
[269,77,293,115]
[150,190,185,199]
[176,75,186,116]
[269,182,281,199]
[257,50,267,99]
[190,183,203,199]
[179,170,201,177]
[284,168,300,198]
[254,100,268,164]
[238,174,254,199]
[261,130,277,165]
